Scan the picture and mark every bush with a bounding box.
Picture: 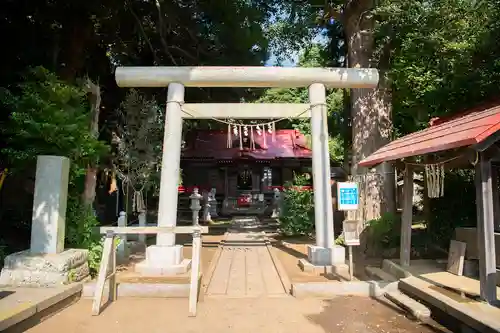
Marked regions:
[65,197,103,276]
[279,174,315,236]
[365,212,401,249]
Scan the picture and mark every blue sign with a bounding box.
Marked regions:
[337,182,359,211]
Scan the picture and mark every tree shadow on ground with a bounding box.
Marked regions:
[305,296,451,333]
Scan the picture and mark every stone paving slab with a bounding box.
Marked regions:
[0,283,82,331]
[206,232,286,297]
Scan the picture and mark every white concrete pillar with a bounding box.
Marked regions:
[308,84,342,266]
[135,83,191,276]
[309,84,335,247]
[30,156,70,254]
[157,82,184,245]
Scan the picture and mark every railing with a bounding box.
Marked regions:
[91,225,208,317]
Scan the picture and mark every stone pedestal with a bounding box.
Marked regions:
[135,245,191,276]
[0,249,89,287]
[298,245,347,273]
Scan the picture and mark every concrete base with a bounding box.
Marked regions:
[82,282,191,298]
[292,280,391,298]
[0,249,89,287]
[307,245,345,266]
[400,276,500,332]
[135,245,191,276]
[298,259,349,276]
[0,283,82,331]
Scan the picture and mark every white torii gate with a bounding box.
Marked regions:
[115,66,379,275]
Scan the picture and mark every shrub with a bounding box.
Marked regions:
[365,212,401,249]
[65,197,103,276]
[279,174,315,236]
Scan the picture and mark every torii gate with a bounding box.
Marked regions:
[115,66,379,274]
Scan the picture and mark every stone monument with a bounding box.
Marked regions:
[0,156,90,287]
[208,187,218,218]
[271,188,281,218]
[201,190,211,222]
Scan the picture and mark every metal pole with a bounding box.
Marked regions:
[349,245,354,281]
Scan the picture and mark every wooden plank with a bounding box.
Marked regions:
[201,233,226,295]
[400,164,414,267]
[475,155,498,304]
[98,226,208,235]
[91,233,114,316]
[447,240,466,275]
[109,238,117,302]
[188,231,202,317]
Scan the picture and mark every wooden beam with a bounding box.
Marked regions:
[400,164,414,267]
[181,103,312,119]
[115,66,379,88]
[97,226,208,235]
[475,153,498,304]
[188,230,202,317]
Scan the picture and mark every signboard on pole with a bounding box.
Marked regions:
[337,182,359,211]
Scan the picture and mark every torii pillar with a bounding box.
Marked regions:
[115,66,379,275]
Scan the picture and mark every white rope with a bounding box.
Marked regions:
[180,102,325,127]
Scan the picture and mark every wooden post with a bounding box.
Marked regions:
[109,235,117,302]
[92,231,116,316]
[400,164,414,267]
[138,212,146,244]
[189,228,202,317]
[475,154,498,304]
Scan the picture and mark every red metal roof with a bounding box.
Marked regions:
[182,129,311,160]
[359,103,500,167]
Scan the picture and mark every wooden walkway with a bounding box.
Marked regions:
[205,232,287,298]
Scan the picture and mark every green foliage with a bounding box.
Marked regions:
[428,170,477,248]
[1,67,108,178]
[334,234,345,246]
[0,67,109,276]
[115,89,163,192]
[279,173,315,236]
[366,212,401,249]
[65,197,103,276]
[378,0,500,135]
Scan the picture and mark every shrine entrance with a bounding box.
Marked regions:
[114,66,378,276]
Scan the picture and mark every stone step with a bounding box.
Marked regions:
[382,259,412,280]
[365,266,398,282]
[384,290,431,321]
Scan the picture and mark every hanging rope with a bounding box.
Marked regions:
[181,102,325,151]
[180,102,324,127]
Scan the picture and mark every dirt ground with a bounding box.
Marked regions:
[23,296,449,333]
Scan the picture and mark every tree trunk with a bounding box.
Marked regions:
[82,79,101,207]
[344,0,395,223]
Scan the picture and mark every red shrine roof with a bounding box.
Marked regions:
[182,129,311,160]
[359,101,500,167]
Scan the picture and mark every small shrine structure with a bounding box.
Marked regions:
[179,129,313,215]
